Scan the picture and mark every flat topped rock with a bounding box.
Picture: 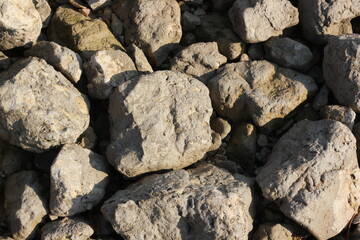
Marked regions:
[107,70,213,177]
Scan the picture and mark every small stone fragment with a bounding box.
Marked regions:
[110,14,123,38]
[77,126,97,149]
[210,117,231,139]
[253,223,293,240]
[319,105,356,130]
[182,11,201,31]
[312,85,330,111]
[85,0,111,11]
[50,144,110,216]
[125,44,153,73]
[32,0,52,28]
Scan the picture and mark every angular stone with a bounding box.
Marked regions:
[182,11,201,32]
[256,120,360,240]
[319,105,356,130]
[102,164,255,240]
[110,13,123,38]
[229,0,299,43]
[323,34,360,112]
[264,37,313,72]
[125,44,153,73]
[107,71,213,177]
[33,0,52,28]
[4,171,48,240]
[298,0,360,44]
[50,144,110,217]
[25,41,83,84]
[0,0,42,50]
[170,42,227,84]
[85,0,111,11]
[253,223,293,240]
[114,0,182,66]
[0,57,90,152]
[84,50,138,99]
[312,85,329,111]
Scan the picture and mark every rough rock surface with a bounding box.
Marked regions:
[107,71,213,177]
[253,223,293,240]
[41,217,94,240]
[114,0,182,66]
[208,61,318,126]
[25,41,83,84]
[50,144,110,217]
[264,37,313,72]
[32,0,52,28]
[298,0,360,43]
[210,117,231,139]
[0,52,10,71]
[126,44,153,73]
[0,57,90,152]
[84,50,138,100]
[319,105,356,130]
[4,171,48,240]
[228,0,299,43]
[170,42,227,83]
[0,0,42,50]
[48,5,124,59]
[85,0,111,11]
[0,142,30,177]
[323,34,360,112]
[101,164,254,240]
[256,120,360,240]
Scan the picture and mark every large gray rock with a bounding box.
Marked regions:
[256,120,360,240]
[32,0,52,28]
[170,42,227,83]
[107,71,213,177]
[298,0,360,44]
[25,41,83,84]
[4,171,48,240]
[102,164,255,240]
[208,61,317,126]
[228,0,298,43]
[113,0,182,66]
[50,144,110,217]
[0,57,90,152]
[84,50,138,99]
[323,34,360,112]
[0,0,42,50]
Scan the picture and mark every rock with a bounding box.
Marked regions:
[24,41,83,84]
[0,142,30,177]
[352,123,360,148]
[41,216,94,240]
[0,52,10,71]
[211,0,235,11]
[351,224,360,240]
[257,134,268,147]
[4,171,48,240]
[194,8,206,16]
[114,0,182,66]
[110,14,123,38]
[312,85,329,111]
[183,0,203,6]
[0,57,90,152]
[323,34,360,112]
[228,0,299,43]
[253,223,293,240]
[319,105,356,130]
[48,5,124,60]
[196,13,246,60]
[0,0,42,50]
[85,0,111,11]
[256,120,360,240]
[247,43,265,60]
[32,0,52,28]
[84,50,138,100]
[298,0,360,44]
[125,44,153,73]
[210,117,231,139]
[107,71,213,177]
[208,61,318,126]
[209,131,222,151]
[170,42,227,84]
[77,126,97,149]
[50,144,110,217]
[264,37,313,72]
[182,11,201,32]
[102,164,255,240]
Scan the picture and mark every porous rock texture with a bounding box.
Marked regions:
[101,164,255,240]
[0,0,42,50]
[0,57,90,152]
[256,120,360,240]
[107,71,213,177]
[113,0,182,66]
[228,0,299,43]
[50,144,110,217]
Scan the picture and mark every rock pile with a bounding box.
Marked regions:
[0,0,360,239]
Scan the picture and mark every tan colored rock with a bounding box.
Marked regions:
[253,223,293,240]
[210,117,231,139]
[319,105,356,130]
[32,0,52,28]
[125,44,153,73]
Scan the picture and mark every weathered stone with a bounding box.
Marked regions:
[102,164,255,240]
[50,144,110,216]
[48,5,124,59]
[312,85,330,111]
[210,117,231,139]
[247,43,265,60]
[256,120,360,240]
[107,71,213,177]
[4,171,48,240]
[298,0,360,44]
[229,0,299,43]
[85,0,111,11]
[25,41,83,84]
[319,105,356,130]
[0,0,42,50]
[264,37,313,72]
[0,142,30,177]
[33,0,52,28]
[0,52,10,71]
[41,216,94,240]
[351,224,360,240]
[323,34,360,112]
[170,42,227,83]
[0,57,90,152]
[182,11,201,31]
[84,50,138,100]
[253,223,293,240]
[125,44,153,73]
[114,0,182,66]
[77,126,97,149]
[110,14,123,38]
